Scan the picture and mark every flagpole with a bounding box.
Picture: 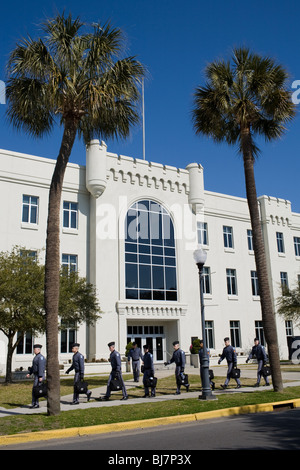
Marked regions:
[142,78,145,160]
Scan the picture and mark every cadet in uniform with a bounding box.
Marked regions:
[66,343,92,404]
[199,339,215,390]
[26,344,46,409]
[246,338,270,387]
[101,342,128,401]
[142,344,156,397]
[128,342,143,382]
[218,337,241,389]
[164,340,189,395]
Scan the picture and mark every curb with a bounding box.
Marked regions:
[0,397,300,447]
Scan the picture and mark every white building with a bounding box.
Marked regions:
[0,141,299,373]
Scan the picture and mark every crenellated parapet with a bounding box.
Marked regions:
[258,195,292,227]
[106,152,190,194]
[85,140,206,202]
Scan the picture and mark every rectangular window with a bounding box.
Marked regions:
[205,320,215,349]
[223,226,234,248]
[62,254,78,273]
[251,270,260,296]
[280,272,289,294]
[294,237,300,257]
[22,195,39,224]
[16,332,33,354]
[60,321,76,353]
[285,320,293,338]
[203,266,212,294]
[197,222,208,246]
[226,268,237,295]
[255,321,265,346]
[230,320,241,348]
[276,232,285,253]
[63,201,78,229]
[247,229,253,251]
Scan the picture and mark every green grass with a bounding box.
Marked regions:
[0,373,299,437]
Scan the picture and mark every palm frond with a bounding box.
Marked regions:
[192,47,296,157]
[5,12,146,143]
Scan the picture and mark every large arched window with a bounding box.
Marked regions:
[125,200,177,301]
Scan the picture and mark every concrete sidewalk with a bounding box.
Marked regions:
[1,365,299,417]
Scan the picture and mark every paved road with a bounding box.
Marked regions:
[2,407,300,451]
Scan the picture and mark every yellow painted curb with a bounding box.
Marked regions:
[0,398,299,447]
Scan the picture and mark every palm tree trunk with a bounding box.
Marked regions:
[241,127,283,392]
[45,118,78,416]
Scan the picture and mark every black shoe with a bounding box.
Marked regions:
[211,382,215,390]
[100,396,109,401]
[142,394,149,398]
[72,400,79,405]
[186,384,190,392]
[151,394,156,398]
[264,383,270,386]
[121,396,128,400]
[175,391,181,395]
[29,404,39,409]
[254,383,260,387]
[220,384,227,389]
[235,384,242,389]
[87,391,92,401]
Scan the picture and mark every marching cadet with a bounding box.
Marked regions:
[164,340,189,395]
[26,344,46,409]
[246,338,270,387]
[142,344,156,398]
[128,342,143,382]
[199,339,215,390]
[66,343,92,404]
[218,337,241,389]
[100,342,128,401]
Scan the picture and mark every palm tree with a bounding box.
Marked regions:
[6,12,145,415]
[192,47,296,392]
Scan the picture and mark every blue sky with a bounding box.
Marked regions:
[1,0,300,211]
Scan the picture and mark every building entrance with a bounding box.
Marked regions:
[127,324,165,362]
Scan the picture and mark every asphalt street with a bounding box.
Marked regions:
[2,407,300,451]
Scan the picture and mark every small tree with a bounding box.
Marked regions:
[0,247,45,383]
[0,247,101,383]
[277,280,300,327]
[59,269,101,327]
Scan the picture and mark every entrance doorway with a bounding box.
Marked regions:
[127,324,165,362]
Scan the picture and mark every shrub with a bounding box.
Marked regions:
[191,339,201,354]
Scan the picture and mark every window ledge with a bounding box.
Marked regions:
[62,228,78,235]
[203,293,213,300]
[252,295,260,301]
[21,222,38,230]
[227,295,238,300]
[224,247,235,254]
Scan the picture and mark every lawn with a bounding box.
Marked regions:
[0,372,299,437]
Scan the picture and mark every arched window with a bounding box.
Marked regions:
[125,200,177,301]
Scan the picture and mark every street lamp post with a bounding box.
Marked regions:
[193,246,217,401]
